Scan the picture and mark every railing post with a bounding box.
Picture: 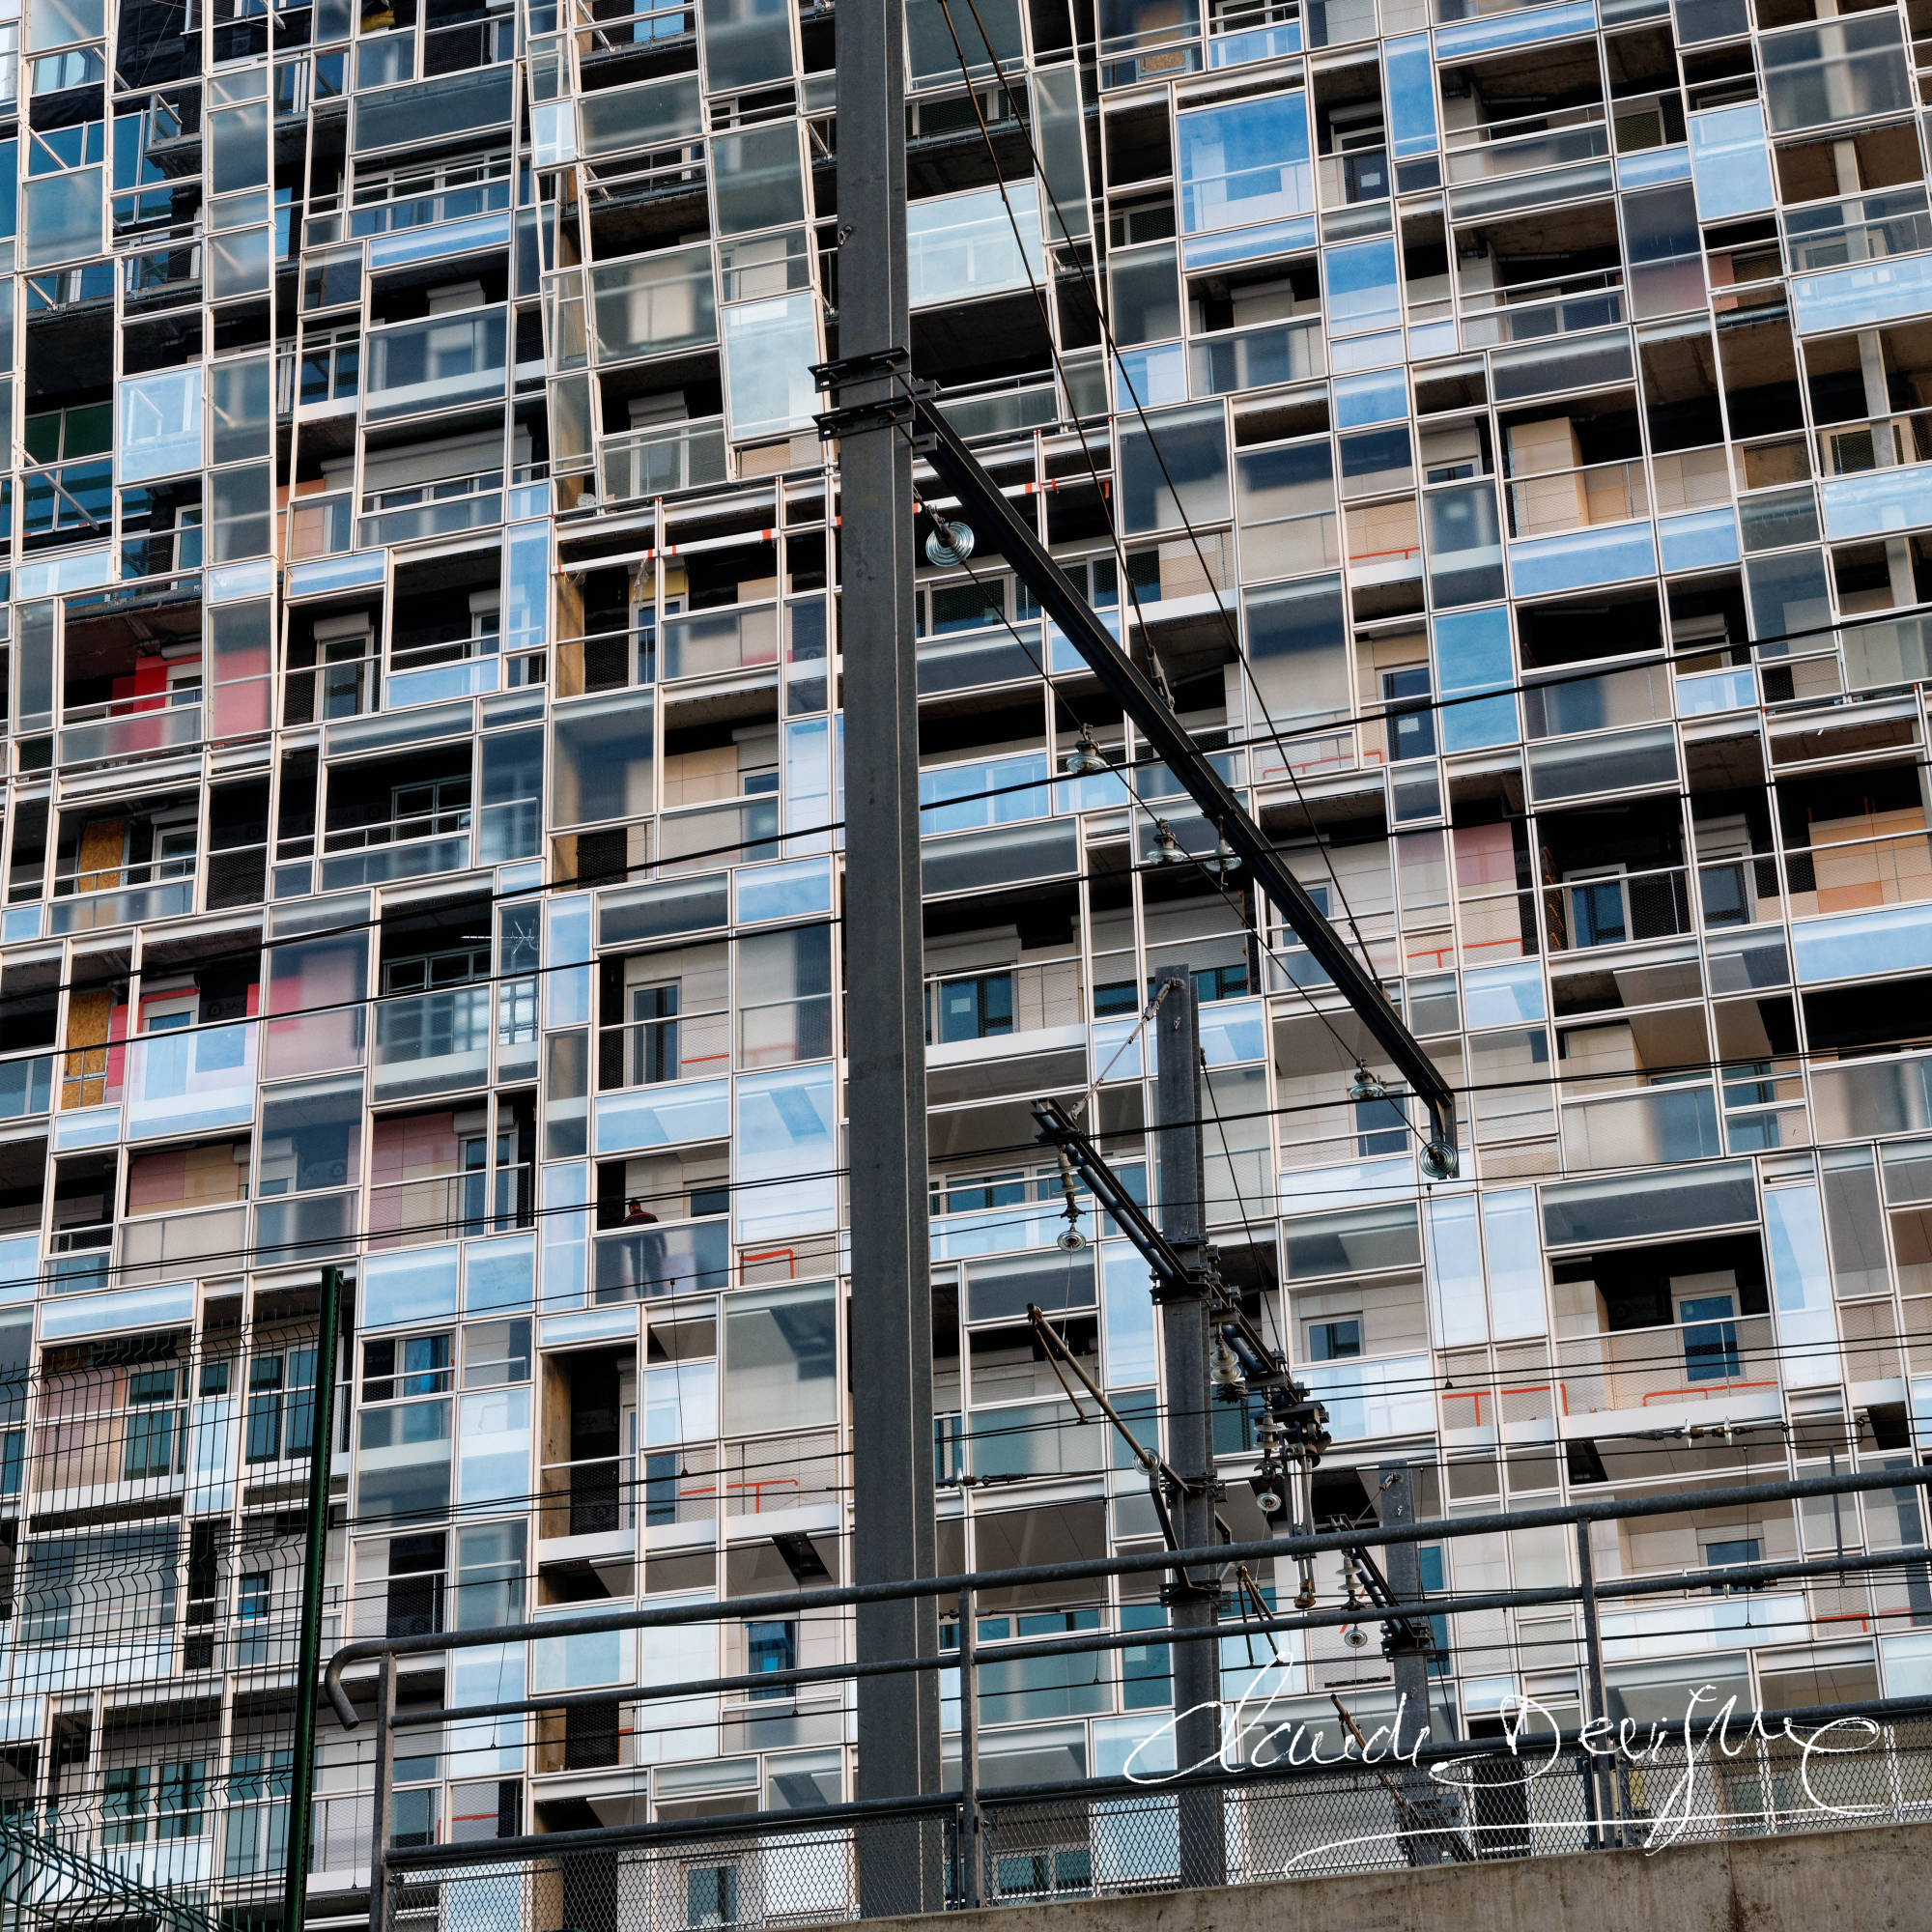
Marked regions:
[957,1585,982,1910]
[367,1652,397,1932]
[1576,1518,1616,1849]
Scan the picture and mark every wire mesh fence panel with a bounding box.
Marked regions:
[381,1718,1932,1932]
[0,1315,330,1931]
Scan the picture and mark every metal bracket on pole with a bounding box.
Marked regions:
[808,351,928,440]
[915,396,1460,1179]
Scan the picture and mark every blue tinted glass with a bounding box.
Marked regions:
[1688,103,1775,219]
[1434,605,1519,752]
[1323,239,1400,334]
[1384,36,1438,157]
[1508,522,1659,598]
[1176,92,1313,234]
[1334,369,1406,427]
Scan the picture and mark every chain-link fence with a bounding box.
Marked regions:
[387,1711,1932,1932]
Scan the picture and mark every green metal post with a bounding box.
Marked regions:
[283,1265,344,1932]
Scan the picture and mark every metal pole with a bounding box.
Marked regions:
[283,1266,344,1932]
[1378,1461,1451,1863]
[956,1586,982,1909]
[1151,966,1226,1888]
[1576,1518,1616,1849]
[835,0,941,1909]
[367,1651,397,1932]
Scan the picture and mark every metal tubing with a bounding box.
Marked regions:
[836,0,941,1892]
[325,1463,1932,1720]
[1576,1518,1615,1849]
[380,1530,1932,1732]
[1378,1461,1452,1863]
[367,1652,396,1932]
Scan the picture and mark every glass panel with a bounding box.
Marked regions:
[721,293,819,441]
[119,367,203,483]
[1176,91,1312,234]
[1119,402,1229,532]
[723,1281,838,1434]
[711,122,806,237]
[908,182,1045,307]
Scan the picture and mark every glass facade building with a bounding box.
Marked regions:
[4,0,1932,1899]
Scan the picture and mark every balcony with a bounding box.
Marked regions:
[126,1019,259,1141]
[598,417,728,505]
[1556,1314,1780,1421]
[599,1009,731,1090]
[57,689,204,769]
[923,959,1085,1045]
[356,464,504,551]
[1460,268,1625,349]
[1445,101,1609,185]
[1506,457,1647,539]
[591,1215,732,1300]
[661,604,779,682]
[363,306,509,424]
[373,983,493,1102]
[320,805,472,894]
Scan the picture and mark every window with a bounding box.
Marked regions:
[455,1520,526,1630]
[687,1864,740,1928]
[1679,1292,1741,1382]
[238,1570,271,1663]
[1565,868,1629,950]
[244,1348,317,1461]
[1306,1318,1362,1362]
[157,1760,207,1840]
[463,1320,531,1389]
[123,1367,183,1479]
[631,981,681,1083]
[1382,666,1436,762]
[103,1766,149,1844]
[747,1618,797,1698]
[363,1333,454,1402]
[385,1531,446,1637]
[1703,1535,1764,1593]
[929,971,1013,1044]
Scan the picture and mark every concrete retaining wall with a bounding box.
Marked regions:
[867,1822,1930,1932]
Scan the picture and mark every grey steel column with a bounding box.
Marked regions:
[366,1653,397,1932]
[956,1585,983,1908]
[836,0,942,1910]
[1378,1461,1449,1863]
[1151,967,1226,1888]
[1577,1518,1616,1848]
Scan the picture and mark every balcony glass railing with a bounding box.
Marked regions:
[49,872,196,934]
[1445,102,1609,185]
[599,418,728,503]
[126,1019,258,1141]
[373,983,493,1101]
[363,306,508,422]
[1460,270,1624,348]
[591,1215,732,1300]
[356,467,504,550]
[58,693,203,768]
